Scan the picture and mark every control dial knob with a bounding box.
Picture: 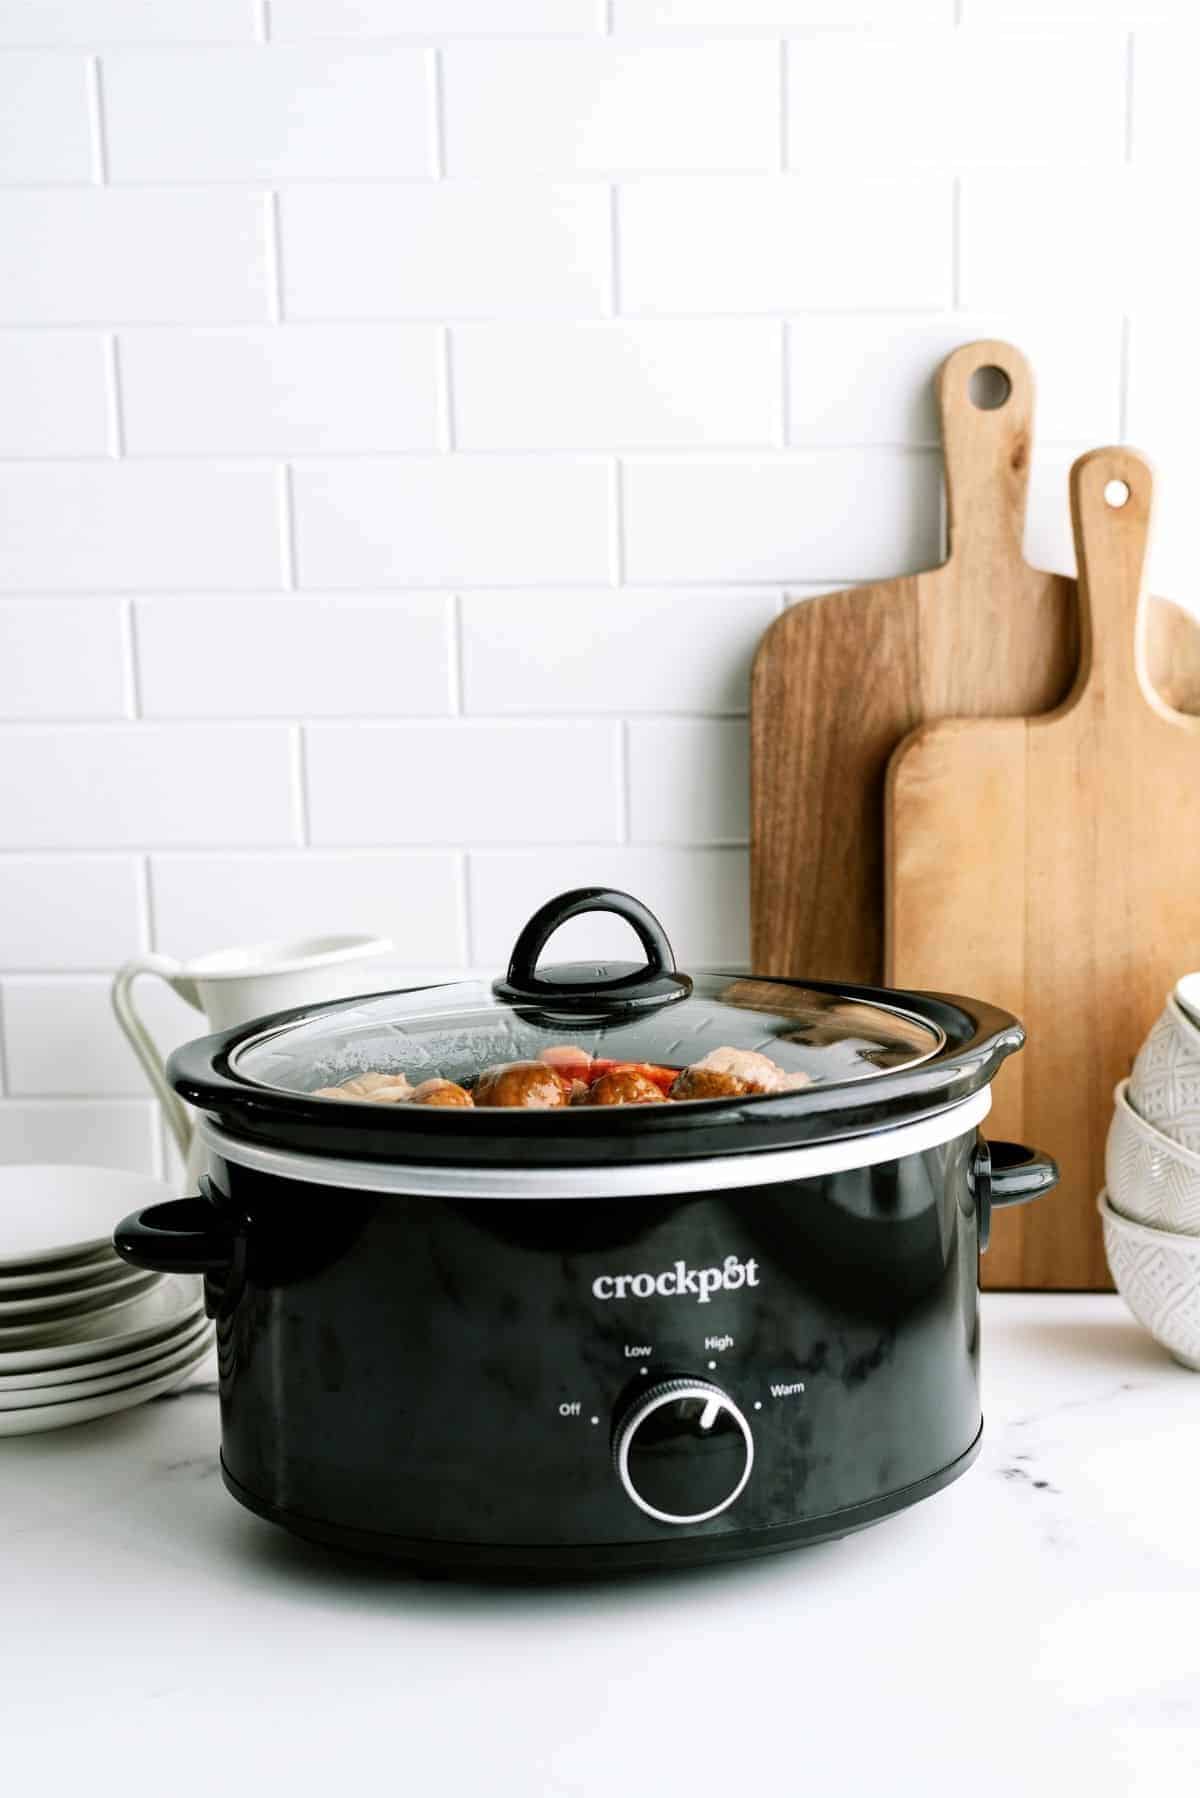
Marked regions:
[614,1378,754,1526]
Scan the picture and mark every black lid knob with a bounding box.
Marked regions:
[492,888,692,1015]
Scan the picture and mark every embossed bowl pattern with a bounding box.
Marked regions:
[1129,995,1200,1153]
[1107,1080,1200,1235]
[1099,1191,1200,1372]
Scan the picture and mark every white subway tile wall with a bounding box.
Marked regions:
[119,326,443,455]
[102,48,435,182]
[0,53,96,183]
[0,333,114,458]
[0,190,273,325]
[0,3,1195,1175]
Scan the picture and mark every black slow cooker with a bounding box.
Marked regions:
[115,888,1057,1576]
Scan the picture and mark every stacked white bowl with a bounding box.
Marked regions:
[1103,975,1200,1370]
[0,1165,213,1435]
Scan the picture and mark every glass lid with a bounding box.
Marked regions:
[230,888,945,1108]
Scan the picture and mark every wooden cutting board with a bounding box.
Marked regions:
[886,447,1200,1289]
[751,340,1200,990]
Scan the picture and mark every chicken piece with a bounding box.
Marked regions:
[409,1078,474,1108]
[670,1046,813,1101]
[312,1070,414,1104]
[540,1045,593,1083]
[586,1068,667,1107]
[472,1060,570,1109]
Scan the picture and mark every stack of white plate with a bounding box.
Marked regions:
[0,1165,213,1436]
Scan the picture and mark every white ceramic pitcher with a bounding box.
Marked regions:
[112,933,393,1181]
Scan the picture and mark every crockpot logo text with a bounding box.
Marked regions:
[592,1256,759,1305]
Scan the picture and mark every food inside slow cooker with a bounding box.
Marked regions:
[312,1044,813,1109]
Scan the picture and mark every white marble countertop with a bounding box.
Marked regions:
[4,1294,1199,1796]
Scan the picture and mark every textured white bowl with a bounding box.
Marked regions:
[1107,1079,1200,1235]
[1099,1191,1200,1371]
[1175,972,1200,1030]
[1128,995,1200,1153]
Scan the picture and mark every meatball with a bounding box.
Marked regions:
[670,1065,750,1101]
[409,1078,474,1108]
[472,1060,569,1109]
[586,1068,667,1107]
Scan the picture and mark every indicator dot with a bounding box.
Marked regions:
[640,1367,648,1376]
[707,1360,716,1370]
[753,1401,762,1411]
[590,1416,599,1426]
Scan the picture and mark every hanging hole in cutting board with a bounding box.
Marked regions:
[968,365,1011,410]
[1104,479,1131,508]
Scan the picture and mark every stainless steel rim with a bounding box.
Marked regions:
[197,1087,991,1200]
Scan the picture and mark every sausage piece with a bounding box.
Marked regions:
[472,1060,570,1109]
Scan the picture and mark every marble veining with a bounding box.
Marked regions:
[3,1295,1198,1798]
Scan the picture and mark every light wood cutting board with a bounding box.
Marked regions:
[886,447,1200,1289]
[751,340,1200,990]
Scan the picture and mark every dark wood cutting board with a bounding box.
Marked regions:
[886,448,1200,1289]
[751,340,1200,993]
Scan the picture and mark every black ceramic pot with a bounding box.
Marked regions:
[115,888,1057,1576]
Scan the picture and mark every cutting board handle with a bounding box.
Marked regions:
[1069,446,1156,713]
[937,339,1034,581]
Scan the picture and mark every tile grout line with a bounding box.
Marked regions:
[1125,30,1136,164]
[778,320,791,449]
[0,708,757,730]
[616,719,631,842]
[778,39,789,172]
[139,856,157,953]
[447,594,465,714]
[0,989,10,1100]
[608,458,626,589]
[440,327,457,451]
[257,0,272,42]
[279,464,300,589]
[266,191,286,323]
[431,47,449,178]
[608,184,622,317]
[121,599,143,720]
[291,725,311,847]
[105,336,127,457]
[950,177,963,309]
[86,55,110,184]
[460,852,477,969]
[1118,315,1131,442]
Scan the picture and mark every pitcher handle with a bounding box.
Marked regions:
[112,955,199,1163]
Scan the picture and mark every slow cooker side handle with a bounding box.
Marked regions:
[113,1177,237,1275]
[972,1140,1060,1251]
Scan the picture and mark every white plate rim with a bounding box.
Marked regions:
[0,1323,214,1410]
[0,1248,119,1293]
[0,1311,212,1391]
[0,1268,161,1340]
[0,1277,203,1374]
[0,1263,157,1322]
[0,1340,213,1436]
